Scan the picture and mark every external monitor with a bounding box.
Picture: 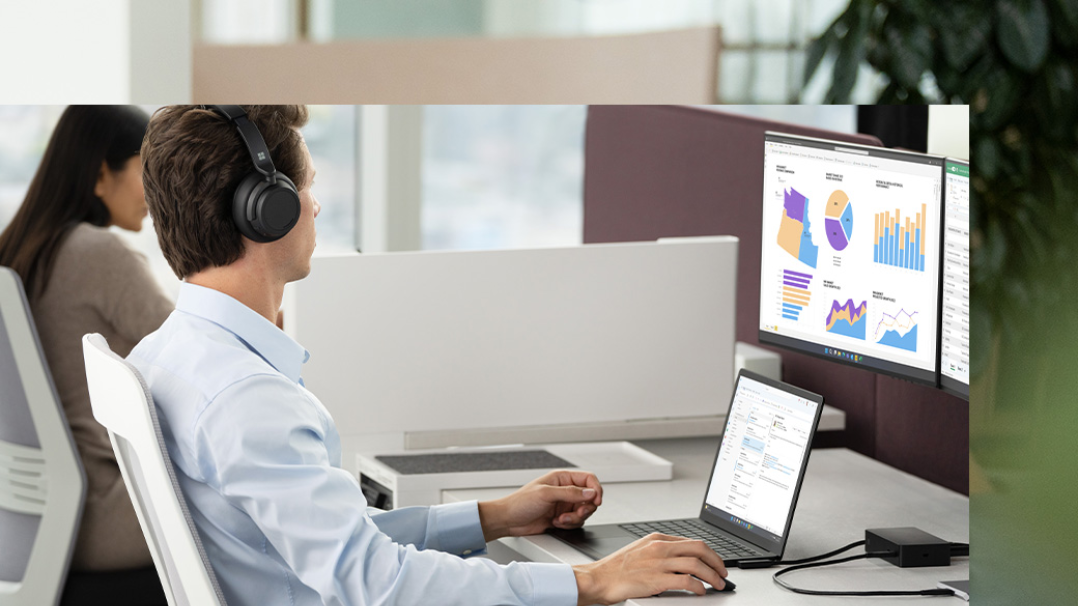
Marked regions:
[939,158,970,400]
[757,132,944,385]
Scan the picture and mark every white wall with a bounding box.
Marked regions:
[0,1,130,102]
[130,1,193,102]
[0,0,191,103]
[928,105,970,160]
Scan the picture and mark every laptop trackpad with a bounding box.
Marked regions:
[549,526,635,559]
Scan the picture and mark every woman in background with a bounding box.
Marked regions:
[0,106,173,580]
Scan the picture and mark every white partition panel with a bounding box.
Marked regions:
[286,237,738,450]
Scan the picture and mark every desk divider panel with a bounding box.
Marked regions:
[286,238,737,451]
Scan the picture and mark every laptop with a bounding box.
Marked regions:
[549,369,824,568]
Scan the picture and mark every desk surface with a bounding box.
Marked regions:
[445,438,969,605]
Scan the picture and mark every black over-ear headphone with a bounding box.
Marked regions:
[207,105,301,243]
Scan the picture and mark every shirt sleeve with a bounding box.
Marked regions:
[367,501,487,555]
[193,375,578,606]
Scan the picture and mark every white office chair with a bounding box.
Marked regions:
[81,333,226,606]
[0,267,85,606]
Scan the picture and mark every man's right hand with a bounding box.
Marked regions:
[572,533,728,605]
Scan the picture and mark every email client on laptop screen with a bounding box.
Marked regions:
[550,370,824,568]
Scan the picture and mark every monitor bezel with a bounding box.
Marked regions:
[938,156,970,402]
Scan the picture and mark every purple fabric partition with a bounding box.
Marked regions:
[582,105,968,495]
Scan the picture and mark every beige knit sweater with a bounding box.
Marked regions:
[32,223,174,571]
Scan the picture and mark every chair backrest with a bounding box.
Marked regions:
[81,333,226,606]
[193,26,722,103]
[0,266,85,606]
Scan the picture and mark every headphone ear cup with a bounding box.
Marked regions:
[252,174,300,240]
[232,171,272,242]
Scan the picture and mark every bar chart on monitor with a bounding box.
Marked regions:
[874,204,928,272]
[780,268,813,322]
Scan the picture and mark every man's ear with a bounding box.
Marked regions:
[93,161,110,198]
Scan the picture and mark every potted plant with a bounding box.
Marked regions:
[803,3,1078,602]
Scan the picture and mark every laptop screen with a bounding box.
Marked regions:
[702,373,822,547]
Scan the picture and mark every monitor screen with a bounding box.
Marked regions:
[758,132,944,385]
[939,158,970,399]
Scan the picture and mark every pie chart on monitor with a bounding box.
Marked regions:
[824,190,853,251]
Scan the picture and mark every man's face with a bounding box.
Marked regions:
[273,135,320,283]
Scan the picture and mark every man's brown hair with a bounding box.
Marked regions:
[142,105,310,279]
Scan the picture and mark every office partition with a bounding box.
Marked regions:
[285,237,738,451]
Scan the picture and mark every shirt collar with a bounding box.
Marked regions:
[175,282,310,384]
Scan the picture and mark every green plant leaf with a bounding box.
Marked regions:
[975,137,1002,180]
[866,29,890,69]
[877,80,904,103]
[962,51,999,108]
[979,63,1024,130]
[933,67,966,101]
[1014,196,1049,266]
[1033,61,1078,140]
[827,1,870,103]
[997,0,1051,72]
[969,297,992,379]
[803,6,850,87]
[886,17,933,89]
[1044,150,1077,219]
[803,32,833,88]
[1047,0,1078,48]
[981,218,1009,287]
[940,6,993,71]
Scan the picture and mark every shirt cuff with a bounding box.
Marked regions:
[429,500,487,555]
[525,563,578,606]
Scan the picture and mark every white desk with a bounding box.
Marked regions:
[445,438,969,605]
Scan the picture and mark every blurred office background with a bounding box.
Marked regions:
[0,104,861,298]
[2,0,886,103]
[195,0,873,104]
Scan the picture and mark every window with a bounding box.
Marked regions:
[0,106,66,228]
[421,105,585,251]
[304,105,357,255]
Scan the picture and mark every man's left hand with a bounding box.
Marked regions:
[478,470,603,541]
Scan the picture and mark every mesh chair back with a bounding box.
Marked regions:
[0,267,85,606]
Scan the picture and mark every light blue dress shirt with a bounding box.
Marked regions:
[128,283,577,606]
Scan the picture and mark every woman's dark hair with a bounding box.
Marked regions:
[0,105,149,299]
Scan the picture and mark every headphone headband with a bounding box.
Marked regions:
[208,105,276,180]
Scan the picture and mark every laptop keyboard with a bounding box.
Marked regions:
[619,519,765,560]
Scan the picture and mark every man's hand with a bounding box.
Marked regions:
[572,533,728,605]
[478,470,603,541]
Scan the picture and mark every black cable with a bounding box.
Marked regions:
[950,542,969,557]
[775,539,865,566]
[772,550,955,597]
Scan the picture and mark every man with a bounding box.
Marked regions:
[132,105,727,606]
